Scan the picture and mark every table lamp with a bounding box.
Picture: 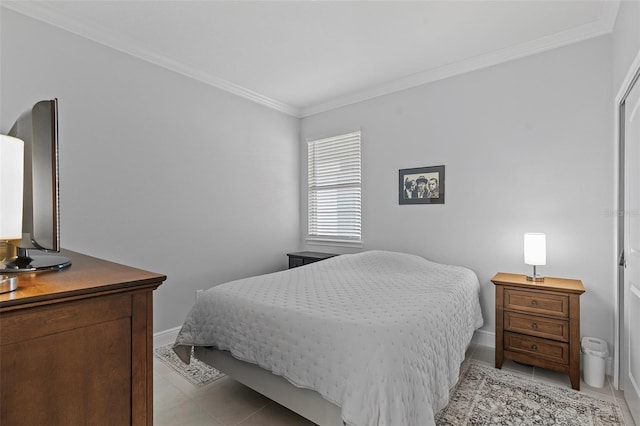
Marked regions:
[524,232,546,282]
[0,134,24,293]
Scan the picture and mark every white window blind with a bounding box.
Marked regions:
[308,131,361,243]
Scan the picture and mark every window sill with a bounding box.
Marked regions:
[306,238,363,249]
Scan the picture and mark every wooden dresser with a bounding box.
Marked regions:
[0,250,165,425]
[492,272,585,390]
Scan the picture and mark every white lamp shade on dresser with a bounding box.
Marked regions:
[524,232,546,266]
[0,134,24,240]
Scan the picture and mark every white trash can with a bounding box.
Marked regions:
[581,337,608,388]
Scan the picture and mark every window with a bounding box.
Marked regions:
[307,131,361,246]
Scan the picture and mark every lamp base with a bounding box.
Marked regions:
[526,274,545,282]
[526,265,544,282]
[0,275,18,293]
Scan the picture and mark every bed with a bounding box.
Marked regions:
[174,250,483,426]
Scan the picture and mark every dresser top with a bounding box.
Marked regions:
[1,250,166,309]
[491,272,585,294]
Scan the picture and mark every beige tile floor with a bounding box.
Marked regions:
[154,344,636,426]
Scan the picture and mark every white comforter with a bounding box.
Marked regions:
[174,250,483,426]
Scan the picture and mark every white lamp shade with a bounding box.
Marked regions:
[0,134,24,240]
[524,233,546,266]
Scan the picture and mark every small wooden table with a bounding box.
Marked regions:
[491,272,585,390]
[286,251,338,269]
[0,250,166,425]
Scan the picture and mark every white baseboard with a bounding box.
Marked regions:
[153,326,181,349]
[472,329,495,348]
[606,357,613,376]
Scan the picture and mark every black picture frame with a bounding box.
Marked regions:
[399,165,445,205]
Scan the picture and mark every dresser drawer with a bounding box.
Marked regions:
[504,311,569,342]
[505,331,569,364]
[504,288,569,318]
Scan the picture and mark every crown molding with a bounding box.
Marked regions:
[0,1,302,117]
[300,4,619,117]
[600,0,621,32]
[3,1,619,119]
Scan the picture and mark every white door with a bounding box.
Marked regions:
[624,72,640,425]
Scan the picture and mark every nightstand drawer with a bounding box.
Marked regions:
[505,332,569,364]
[287,252,338,269]
[288,257,305,268]
[504,288,568,318]
[504,311,569,342]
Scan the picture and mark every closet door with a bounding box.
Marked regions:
[623,71,640,425]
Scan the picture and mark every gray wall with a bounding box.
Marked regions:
[0,8,300,332]
[613,1,640,92]
[301,36,615,349]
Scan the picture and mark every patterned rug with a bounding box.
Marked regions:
[154,344,225,387]
[154,346,626,424]
[436,361,626,425]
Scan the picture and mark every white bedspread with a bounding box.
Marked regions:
[174,250,483,426]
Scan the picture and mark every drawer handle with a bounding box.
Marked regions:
[531,344,538,351]
[531,323,538,330]
[531,300,538,306]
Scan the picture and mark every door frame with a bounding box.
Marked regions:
[614,50,640,390]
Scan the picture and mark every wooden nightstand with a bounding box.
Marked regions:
[491,272,585,390]
[286,251,338,269]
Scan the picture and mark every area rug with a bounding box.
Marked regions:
[154,347,626,424]
[436,361,626,425]
[154,344,225,387]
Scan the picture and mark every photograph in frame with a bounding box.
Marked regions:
[399,165,445,205]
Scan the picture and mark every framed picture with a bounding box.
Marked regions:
[399,165,445,205]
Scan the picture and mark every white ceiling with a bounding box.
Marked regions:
[2,1,620,117]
